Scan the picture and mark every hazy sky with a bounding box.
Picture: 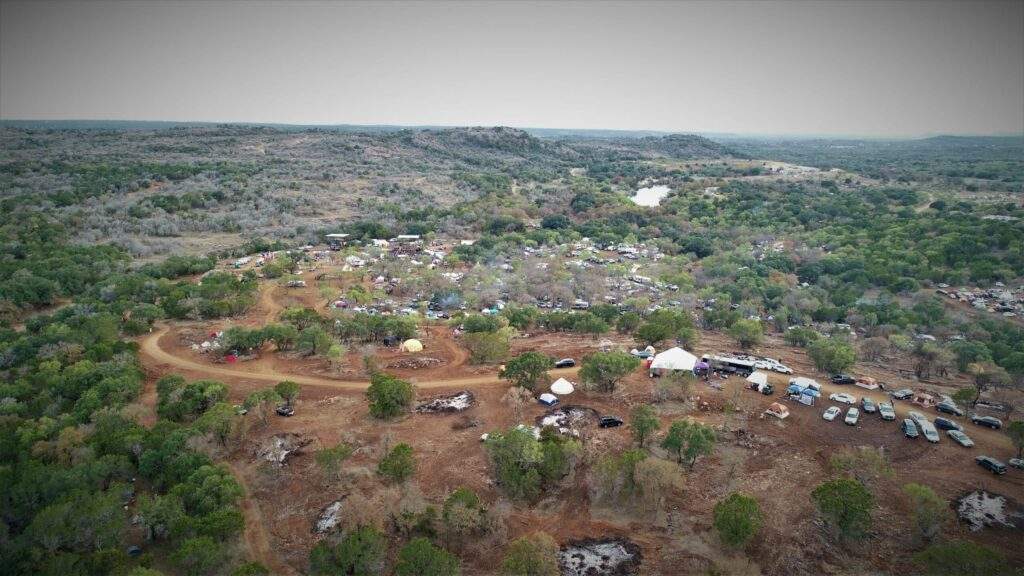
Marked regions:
[1,0,1022,136]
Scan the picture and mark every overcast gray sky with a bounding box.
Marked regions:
[1,0,1022,136]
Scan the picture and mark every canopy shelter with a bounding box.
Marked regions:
[746,371,769,387]
[550,377,575,395]
[538,393,559,406]
[400,339,424,352]
[649,347,698,376]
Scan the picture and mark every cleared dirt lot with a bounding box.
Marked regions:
[135,280,1024,575]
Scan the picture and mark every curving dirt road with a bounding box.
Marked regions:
[139,323,580,392]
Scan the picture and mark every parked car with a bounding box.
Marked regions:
[975,455,1007,475]
[831,374,856,385]
[598,416,624,428]
[970,414,1003,429]
[823,406,842,421]
[1009,458,1024,470]
[902,419,919,438]
[844,407,860,425]
[947,430,974,447]
[920,421,940,443]
[878,402,896,421]
[907,411,929,426]
[861,397,877,414]
[891,388,914,401]
[829,392,856,405]
[275,405,294,417]
[934,417,963,432]
[936,402,964,416]
[554,358,576,368]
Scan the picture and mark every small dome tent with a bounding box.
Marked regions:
[401,339,424,352]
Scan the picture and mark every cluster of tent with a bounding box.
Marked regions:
[539,377,576,406]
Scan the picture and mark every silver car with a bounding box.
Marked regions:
[947,430,974,447]
[878,402,896,421]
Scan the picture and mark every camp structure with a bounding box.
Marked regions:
[745,368,770,391]
[538,393,559,406]
[763,402,790,419]
[550,377,575,395]
[325,233,353,249]
[649,347,698,377]
[400,339,424,353]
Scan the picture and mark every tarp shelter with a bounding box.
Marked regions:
[746,371,769,387]
[538,393,559,406]
[550,378,575,395]
[649,347,698,376]
[401,339,424,352]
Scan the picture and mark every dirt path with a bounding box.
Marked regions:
[227,461,297,576]
[139,323,580,392]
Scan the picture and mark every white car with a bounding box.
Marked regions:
[829,392,856,405]
[844,407,860,425]
[823,406,842,421]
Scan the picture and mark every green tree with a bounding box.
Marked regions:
[616,312,641,334]
[171,536,225,576]
[951,387,977,409]
[727,319,763,349]
[315,442,354,481]
[442,487,487,540]
[902,483,948,543]
[243,388,282,425]
[464,329,512,364]
[784,326,820,347]
[660,419,716,467]
[394,537,460,576]
[811,477,873,541]
[808,338,856,374]
[1006,420,1024,458]
[309,526,386,576]
[501,532,560,576]
[579,350,640,393]
[485,426,579,501]
[194,402,237,446]
[500,352,554,391]
[967,361,1010,406]
[378,443,416,483]
[366,372,415,419]
[713,492,764,548]
[297,325,333,357]
[913,540,1010,576]
[630,405,660,447]
[262,323,299,350]
[274,380,300,407]
[636,309,698,348]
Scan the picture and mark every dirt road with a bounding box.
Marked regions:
[139,323,580,392]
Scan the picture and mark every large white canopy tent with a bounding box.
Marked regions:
[649,347,698,374]
[550,377,575,395]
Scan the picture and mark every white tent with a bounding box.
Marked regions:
[746,371,769,387]
[649,347,698,375]
[550,377,575,395]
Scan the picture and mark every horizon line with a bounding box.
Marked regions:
[1,117,1022,141]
